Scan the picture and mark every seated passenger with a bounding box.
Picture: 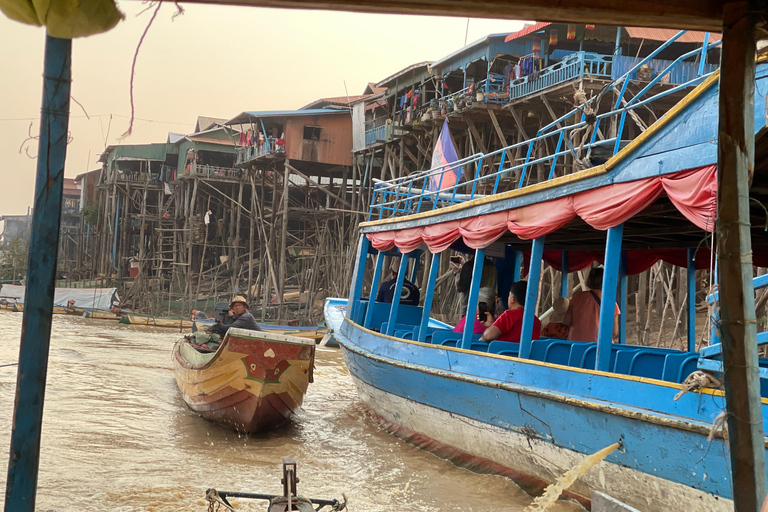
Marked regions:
[540,297,570,339]
[453,287,498,335]
[563,267,619,342]
[480,281,541,343]
[207,296,262,336]
[376,260,420,306]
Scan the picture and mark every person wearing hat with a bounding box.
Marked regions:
[540,296,570,340]
[206,295,261,336]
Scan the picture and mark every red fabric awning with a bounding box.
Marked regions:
[366,165,717,255]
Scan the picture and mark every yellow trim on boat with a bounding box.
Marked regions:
[360,70,721,230]
[344,317,768,404]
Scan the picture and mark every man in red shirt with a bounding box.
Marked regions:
[480,281,541,343]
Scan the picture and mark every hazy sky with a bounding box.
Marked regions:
[0,4,526,215]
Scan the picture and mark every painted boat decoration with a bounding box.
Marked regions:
[322,297,450,348]
[336,36,768,512]
[119,314,194,329]
[173,327,315,432]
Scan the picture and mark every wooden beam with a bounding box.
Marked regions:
[716,2,767,510]
[508,106,529,140]
[488,109,514,165]
[285,162,352,208]
[403,145,419,166]
[176,0,724,31]
[464,116,489,154]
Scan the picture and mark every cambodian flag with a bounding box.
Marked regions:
[429,119,462,191]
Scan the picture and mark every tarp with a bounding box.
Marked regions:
[0,285,119,310]
[367,164,718,254]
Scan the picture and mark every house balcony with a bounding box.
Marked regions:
[186,163,241,179]
[365,125,387,146]
[236,137,285,166]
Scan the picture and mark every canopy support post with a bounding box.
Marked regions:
[347,235,370,322]
[461,249,486,349]
[385,252,409,336]
[5,33,72,512]
[418,252,441,343]
[597,224,623,371]
[520,236,545,359]
[619,251,627,344]
[560,252,569,298]
[363,251,384,328]
[687,248,697,352]
[717,3,766,509]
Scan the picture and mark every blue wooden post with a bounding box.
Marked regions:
[386,253,409,336]
[513,251,523,281]
[418,252,442,342]
[5,34,72,512]
[520,237,545,359]
[461,249,486,349]
[596,224,623,371]
[363,251,385,328]
[560,251,569,298]
[687,248,696,352]
[619,251,628,344]
[347,235,370,322]
[409,251,421,282]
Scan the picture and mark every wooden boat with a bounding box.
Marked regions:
[119,314,194,329]
[82,309,122,320]
[173,328,315,432]
[193,319,327,343]
[336,35,768,512]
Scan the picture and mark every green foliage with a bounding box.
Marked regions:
[0,237,28,282]
[82,200,101,226]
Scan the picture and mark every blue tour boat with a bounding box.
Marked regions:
[332,33,768,511]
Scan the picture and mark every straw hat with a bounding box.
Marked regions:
[229,295,249,309]
[551,297,570,323]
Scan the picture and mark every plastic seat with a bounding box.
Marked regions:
[487,340,520,357]
[628,351,667,379]
[543,340,574,365]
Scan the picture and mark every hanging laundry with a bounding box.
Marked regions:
[514,61,522,79]
[549,29,558,46]
[204,210,212,225]
[585,24,595,30]
[532,38,541,53]
[567,24,576,40]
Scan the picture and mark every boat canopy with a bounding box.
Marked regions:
[365,164,717,257]
[0,285,118,310]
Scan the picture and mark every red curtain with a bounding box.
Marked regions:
[365,165,718,254]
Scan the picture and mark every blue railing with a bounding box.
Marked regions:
[365,125,387,146]
[510,52,612,101]
[367,31,721,222]
[236,137,285,165]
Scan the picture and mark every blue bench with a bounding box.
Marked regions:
[529,339,557,361]
[542,340,577,365]
[488,340,520,357]
[353,300,424,330]
[661,352,699,382]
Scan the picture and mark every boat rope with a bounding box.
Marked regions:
[205,488,235,512]
[708,411,729,443]
[0,362,19,368]
[674,370,722,401]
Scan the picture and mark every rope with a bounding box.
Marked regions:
[205,489,234,512]
[674,370,722,401]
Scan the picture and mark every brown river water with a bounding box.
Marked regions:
[0,312,583,511]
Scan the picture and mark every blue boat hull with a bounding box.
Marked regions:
[337,317,756,511]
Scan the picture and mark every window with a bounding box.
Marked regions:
[303,126,322,141]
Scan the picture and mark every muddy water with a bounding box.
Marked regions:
[0,312,583,511]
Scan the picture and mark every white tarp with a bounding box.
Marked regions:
[0,285,119,310]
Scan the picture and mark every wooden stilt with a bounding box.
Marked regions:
[716,3,767,508]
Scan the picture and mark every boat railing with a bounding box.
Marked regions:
[367,31,721,221]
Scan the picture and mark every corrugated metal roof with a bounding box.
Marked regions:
[167,132,185,144]
[504,22,552,42]
[185,136,236,146]
[224,109,347,126]
[374,62,431,89]
[624,27,721,43]
[194,116,227,132]
[430,33,516,70]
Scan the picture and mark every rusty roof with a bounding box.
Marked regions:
[624,27,721,43]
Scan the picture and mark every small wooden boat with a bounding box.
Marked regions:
[173,328,315,432]
[82,309,122,320]
[193,319,327,343]
[119,314,193,329]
